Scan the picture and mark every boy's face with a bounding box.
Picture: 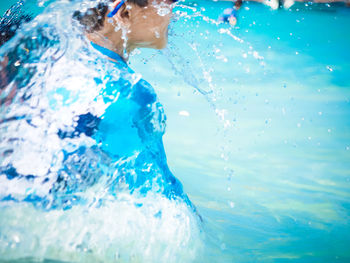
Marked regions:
[115,0,174,50]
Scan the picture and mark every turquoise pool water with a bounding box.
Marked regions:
[133,1,350,262]
[1,0,350,262]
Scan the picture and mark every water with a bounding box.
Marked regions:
[1,0,350,262]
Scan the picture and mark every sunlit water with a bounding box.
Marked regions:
[1,0,350,262]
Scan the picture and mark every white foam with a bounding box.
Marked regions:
[0,193,203,262]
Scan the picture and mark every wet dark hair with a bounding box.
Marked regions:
[0,1,33,47]
[73,0,148,33]
[0,0,149,47]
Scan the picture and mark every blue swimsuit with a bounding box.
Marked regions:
[0,40,190,210]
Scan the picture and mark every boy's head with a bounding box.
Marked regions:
[74,0,176,50]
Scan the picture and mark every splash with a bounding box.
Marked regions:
[0,0,202,261]
[0,194,201,263]
[155,2,267,208]
[152,0,173,17]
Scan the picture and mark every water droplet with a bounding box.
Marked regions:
[13,235,20,243]
[179,110,190,117]
[326,66,333,72]
[155,31,160,39]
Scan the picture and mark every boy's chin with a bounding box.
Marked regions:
[137,39,167,50]
[154,39,168,50]
[155,43,167,50]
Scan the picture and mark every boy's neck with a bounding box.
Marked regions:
[86,20,133,61]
